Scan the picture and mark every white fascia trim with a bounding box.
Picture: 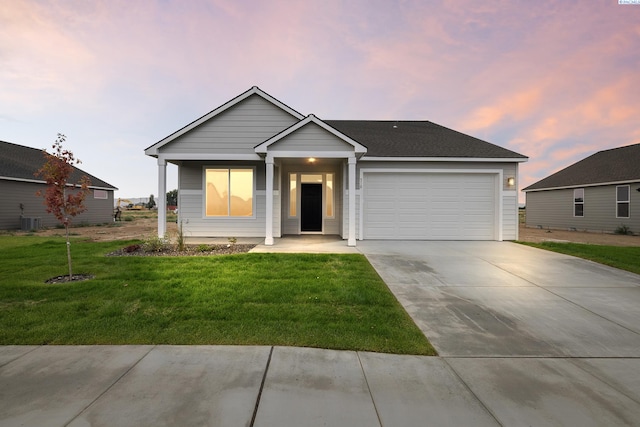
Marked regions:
[361,156,528,163]
[158,153,262,161]
[255,115,367,154]
[359,167,504,176]
[0,176,116,191]
[265,151,357,159]
[524,179,640,192]
[145,86,305,156]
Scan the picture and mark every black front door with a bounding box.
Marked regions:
[301,183,322,232]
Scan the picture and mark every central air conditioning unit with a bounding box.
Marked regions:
[20,217,41,231]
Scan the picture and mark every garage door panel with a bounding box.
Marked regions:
[363,173,496,240]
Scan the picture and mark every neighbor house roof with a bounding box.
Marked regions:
[523,143,640,192]
[0,140,117,190]
[325,120,528,160]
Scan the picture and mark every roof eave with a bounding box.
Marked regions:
[361,156,528,162]
[523,178,640,192]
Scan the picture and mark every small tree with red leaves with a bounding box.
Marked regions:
[35,134,91,280]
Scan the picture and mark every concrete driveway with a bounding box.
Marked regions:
[358,240,640,357]
[357,241,640,425]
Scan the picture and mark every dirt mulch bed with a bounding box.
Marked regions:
[518,224,639,247]
[45,274,95,284]
[106,244,256,257]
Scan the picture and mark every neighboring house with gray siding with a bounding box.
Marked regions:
[145,86,527,246]
[0,140,118,230]
[523,143,640,234]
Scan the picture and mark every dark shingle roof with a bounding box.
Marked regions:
[325,120,527,159]
[0,140,117,189]
[523,143,640,191]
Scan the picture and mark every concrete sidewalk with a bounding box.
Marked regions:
[2,345,639,426]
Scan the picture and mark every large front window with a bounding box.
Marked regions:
[206,168,253,217]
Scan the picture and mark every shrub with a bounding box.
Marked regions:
[614,224,632,235]
[142,235,170,252]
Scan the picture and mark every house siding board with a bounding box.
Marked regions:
[526,184,639,233]
[0,180,114,229]
[359,161,516,190]
[159,95,299,155]
[269,123,355,152]
[180,193,267,238]
[503,193,518,240]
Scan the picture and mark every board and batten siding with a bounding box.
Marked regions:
[526,184,639,233]
[0,180,114,229]
[160,95,299,155]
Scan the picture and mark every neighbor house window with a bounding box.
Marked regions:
[289,173,297,217]
[94,190,108,199]
[617,185,630,218]
[205,168,253,217]
[574,188,584,217]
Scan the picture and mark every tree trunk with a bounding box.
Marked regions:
[65,225,73,280]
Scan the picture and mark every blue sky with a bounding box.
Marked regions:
[2,0,639,202]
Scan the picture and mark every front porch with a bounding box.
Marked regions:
[183,235,358,253]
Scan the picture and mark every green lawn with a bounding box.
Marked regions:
[519,241,640,275]
[0,236,435,355]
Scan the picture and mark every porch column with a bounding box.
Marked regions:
[348,156,356,246]
[157,158,167,237]
[265,156,274,245]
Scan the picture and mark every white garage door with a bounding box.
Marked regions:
[363,173,496,240]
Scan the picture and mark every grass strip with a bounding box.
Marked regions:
[519,241,640,275]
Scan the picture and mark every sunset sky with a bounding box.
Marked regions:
[2,0,639,203]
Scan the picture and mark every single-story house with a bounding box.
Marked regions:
[0,140,118,230]
[144,86,528,246]
[523,143,640,234]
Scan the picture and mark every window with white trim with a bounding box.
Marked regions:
[94,190,108,199]
[326,173,334,218]
[574,188,584,217]
[617,185,630,218]
[289,173,297,217]
[205,168,254,217]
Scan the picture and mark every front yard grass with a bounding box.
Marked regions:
[0,236,435,355]
[519,242,640,275]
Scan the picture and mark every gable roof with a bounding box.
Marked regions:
[255,114,367,155]
[145,86,305,156]
[325,120,527,160]
[523,143,640,192]
[0,140,117,190]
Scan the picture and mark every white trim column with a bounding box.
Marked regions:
[265,155,274,245]
[348,156,356,246]
[157,158,167,237]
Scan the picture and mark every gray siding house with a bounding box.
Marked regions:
[145,87,527,246]
[523,143,640,234]
[0,140,118,230]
